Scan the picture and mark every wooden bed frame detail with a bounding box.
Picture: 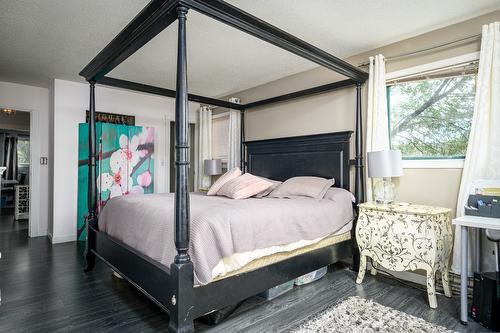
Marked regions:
[80,1,367,332]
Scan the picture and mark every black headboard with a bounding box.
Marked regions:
[244,131,353,190]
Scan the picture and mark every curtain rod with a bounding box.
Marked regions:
[358,33,481,67]
[386,59,479,84]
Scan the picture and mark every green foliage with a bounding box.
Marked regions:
[17,139,30,165]
[388,75,476,159]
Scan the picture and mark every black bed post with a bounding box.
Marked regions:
[84,80,97,272]
[352,82,364,272]
[169,5,195,333]
[354,83,365,204]
[240,110,245,172]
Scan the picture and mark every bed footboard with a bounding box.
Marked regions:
[90,227,353,332]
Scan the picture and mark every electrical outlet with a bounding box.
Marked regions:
[40,157,48,165]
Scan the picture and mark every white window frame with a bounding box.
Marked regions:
[386,52,479,169]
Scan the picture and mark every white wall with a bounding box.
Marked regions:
[51,79,199,243]
[0,81,50,237]
[234,10,500,217]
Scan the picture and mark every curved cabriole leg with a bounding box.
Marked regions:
[426,269,437,308]
[356,254,367,284]
[442,267,452,298]
[370,260,378,276]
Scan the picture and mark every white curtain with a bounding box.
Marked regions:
[366,54,390,201]
[228,97,241,170]
[451,22,500,274]
[197,105,212,190]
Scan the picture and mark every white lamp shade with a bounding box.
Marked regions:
[204,159,222,176]
[367,150,403,178]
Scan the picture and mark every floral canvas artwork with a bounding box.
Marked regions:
[77,123,154,241]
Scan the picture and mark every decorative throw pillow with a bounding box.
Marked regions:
[207,167,241,196]
[217,173,273,199]
[254,178,282,198]
[323,187,356,203]
[268,176,335,199]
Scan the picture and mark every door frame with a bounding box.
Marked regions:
[0,107,39,236]
[28,109,40,237]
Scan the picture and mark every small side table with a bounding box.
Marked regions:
[356,202,453,308]
[452,215,500,325]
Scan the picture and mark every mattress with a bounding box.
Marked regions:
[212,229,352,282]
[98,187,354,285]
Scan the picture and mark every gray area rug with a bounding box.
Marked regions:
[291,296,455,333]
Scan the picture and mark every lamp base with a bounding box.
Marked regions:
[373,177,395,204]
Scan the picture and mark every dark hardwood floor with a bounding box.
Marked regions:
[0,211,490,332]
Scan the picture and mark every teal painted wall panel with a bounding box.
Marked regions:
[77,123,154,241]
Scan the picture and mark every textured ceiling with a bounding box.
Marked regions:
[1,0,499,97]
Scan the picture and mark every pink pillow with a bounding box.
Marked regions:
[207,167,241,195]
[254,178,282,198]
[217,173,273,199]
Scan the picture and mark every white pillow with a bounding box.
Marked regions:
[268,176,335,199]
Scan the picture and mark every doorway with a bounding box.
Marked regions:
[0,109,30,236]
[169,122,196,192]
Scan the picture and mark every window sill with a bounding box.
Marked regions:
[402,159,464,169]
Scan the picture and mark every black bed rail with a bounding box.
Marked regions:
[98,76,245,110]
[180,0,368,82]
[79,0,179,82]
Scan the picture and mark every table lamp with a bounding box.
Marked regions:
[367,150,403,204]
[204,159,222,183]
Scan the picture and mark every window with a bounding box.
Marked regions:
[387,60,477,162]
[17,138,30,165]
[212,114,229,163]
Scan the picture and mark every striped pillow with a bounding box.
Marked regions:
[218,173,273,199]
[207,167,241,196]
[254,178,282,198]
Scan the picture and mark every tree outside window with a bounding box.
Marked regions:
[17,138,30,165]
[387,74,476,159]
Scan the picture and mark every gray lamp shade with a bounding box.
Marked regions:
[204,159,222,176]
[367,150,403,178]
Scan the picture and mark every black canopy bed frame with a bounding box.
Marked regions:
[79,1,368,332]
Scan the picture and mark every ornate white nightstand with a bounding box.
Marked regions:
[355,202,453,308]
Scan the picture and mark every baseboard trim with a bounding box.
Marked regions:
[49,233,76,244]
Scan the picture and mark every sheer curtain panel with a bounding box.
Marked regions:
[366,55,390,201]
[197,106,212,190]
[452,22,500,274]
[228,97,241,170]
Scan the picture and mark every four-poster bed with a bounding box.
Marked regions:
[79,1,368,332]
